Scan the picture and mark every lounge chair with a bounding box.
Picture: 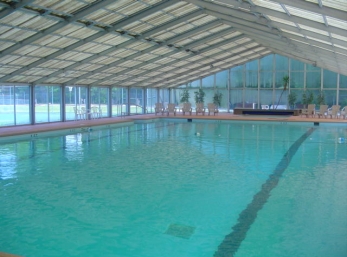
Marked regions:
[91,106,100,119]
[316,105,328,118]
[154,103,164,115]
[207,103,219,116]
[80,106,92,119]
[339,106,347,119]
[165,103,176,116]
[195,103,205,115]
[327,105,340,119]
[301,104,315,117]
[73,106,82,120]
[181,103,192,115]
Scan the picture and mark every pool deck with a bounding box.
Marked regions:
[0,253,22,257]
[0,113,346,139]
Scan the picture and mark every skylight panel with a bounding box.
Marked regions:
[6,56,39,66]
[134,53,156,62]
[321,0,347,11]
[115,1,148,17]
[46,37,79,48]
[151,31,177,41]
[9,75,39,83]
[38,59,75,69]
[169,51,190,59]
[0,28,36,42]
[325,17,347,30]
[75,42,111,53]
[167,3,199,17]
[57,51,92,61]
[175,38,194,46]
[306,36,332,45]
[170,23,195,34]
[103,67,126,73]
[331,33,347,41]
[140,12,173,26]
[150,47,173,55]
[66,27,100,39]
[153,57,171,65]
[34,0,88,14]
[209,24,233,33]
[122,21,154,34]
[141,63,161,70]
[0,41,14,51]
[285,6,324,23]
[266,15,297,26]
[334,44,347,51]
[86,8,124,25]
[121,60,142,68]
[0,10,37,26]
[252,0,285,12]
[190,14,217,26]
[20,46,58,58]
[280,29,304,37]
[299,24,330,36]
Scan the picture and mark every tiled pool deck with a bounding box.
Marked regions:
[0,113,347,139]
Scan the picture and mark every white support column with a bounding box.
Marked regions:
[108,86,112,118]
[228,68,231,112]
[337,74,340,105]
[272,54,275,107]
[257,59,260,109]
[321,67,323,91]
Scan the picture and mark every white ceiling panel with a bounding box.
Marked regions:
[0,0,344,88]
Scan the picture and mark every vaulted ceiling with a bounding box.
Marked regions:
[0,0,346,88]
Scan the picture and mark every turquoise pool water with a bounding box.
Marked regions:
[0,120,346,257]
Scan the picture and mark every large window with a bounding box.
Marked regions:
[146,88,157,114]
[91,86,109,118]
[246,71,258,88]
[65,86,87,121]
[306,71,321,89]
[290,72,304,89]
[129,88,144,115]
[16,86,30,125]
[35,86,61,123]
[112,87,128,116]
[260,71,273,88]
[231,65,244,88]
[323,69,337,89]
[260,55,273,71]
[0,85,30,126]
[275,55,288,71]
[202,75,214,88]
[216,70,228,89]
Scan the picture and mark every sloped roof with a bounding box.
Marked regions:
[0,0,346,88]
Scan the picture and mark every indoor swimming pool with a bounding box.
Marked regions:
[0,120,346,257]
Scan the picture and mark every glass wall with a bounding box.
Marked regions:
[159,88,169,107]
[146,88,157,114]
[174,54,346,112]
[0,85,30,126]
[35,85,61,123]
[91,86,109,118]
[339,75,347,108]
[112,87,127,116]
[1,54,347,127]
[65,86,87,121]
[129,87,144,115]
